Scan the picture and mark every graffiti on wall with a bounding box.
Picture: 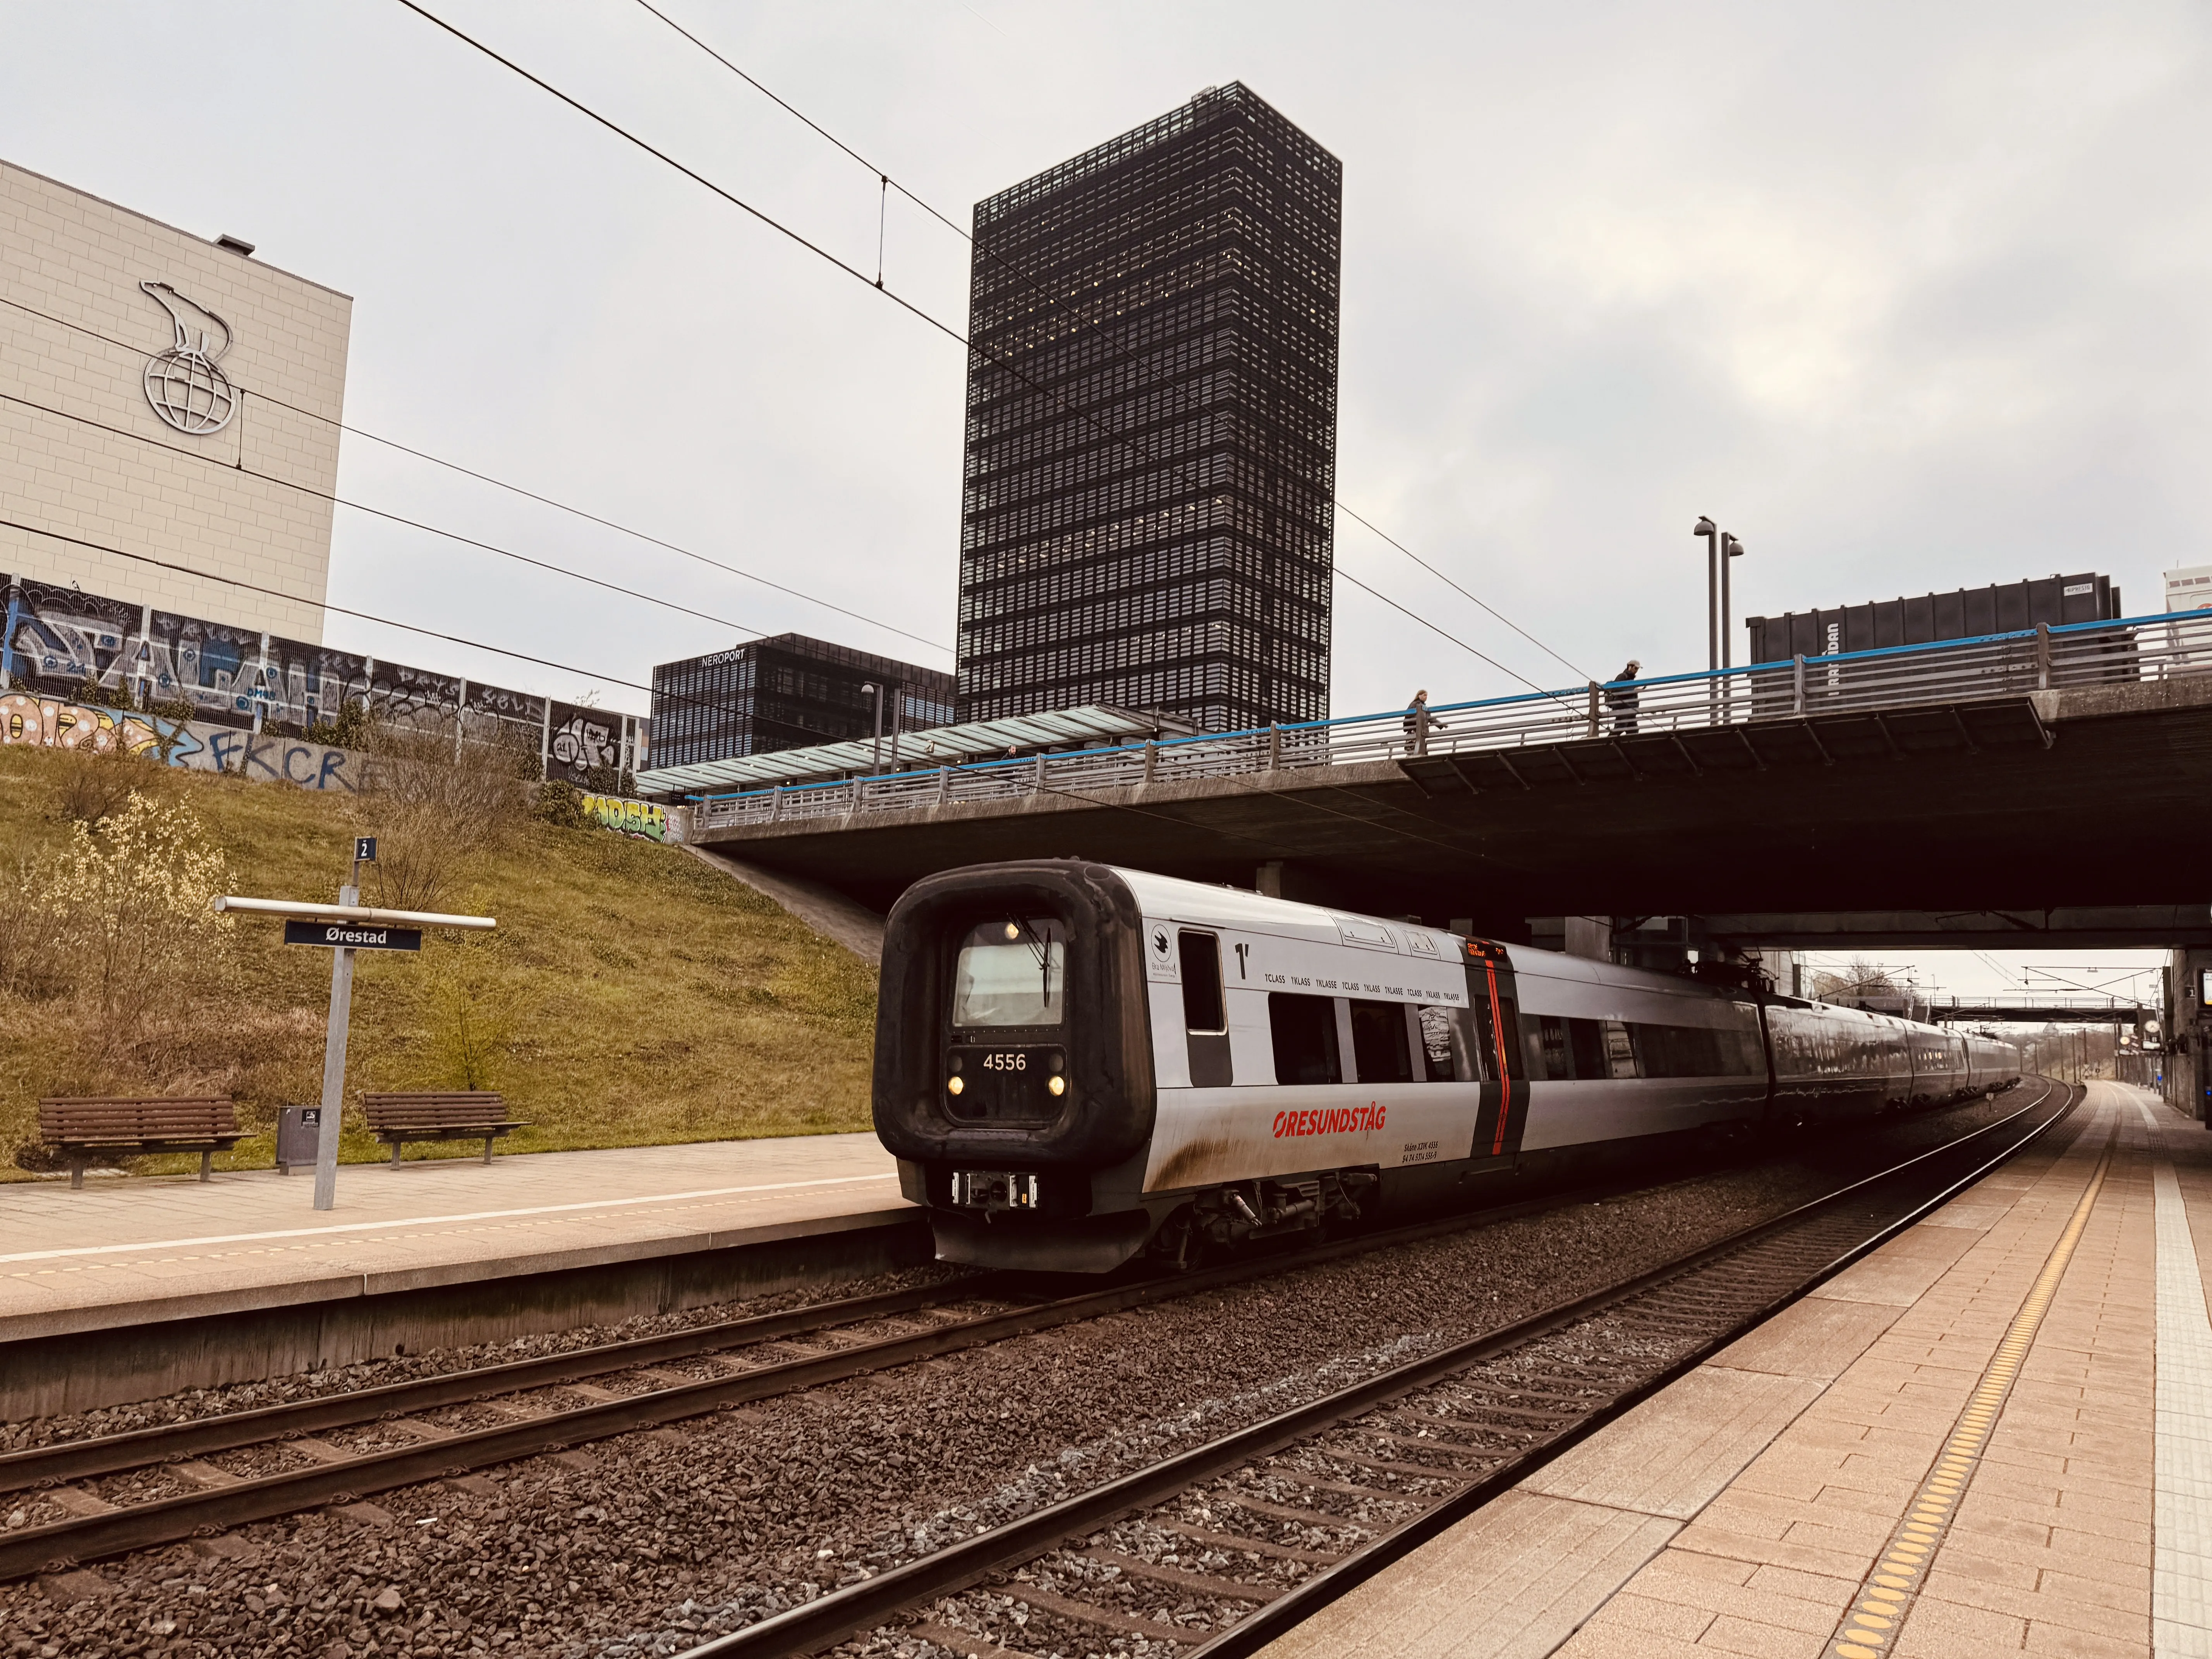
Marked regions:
[2,691,678,818]
[167,725,362,789]
[581,794,677,843]
[0,692,363,789]
[2,575,649,776]
[547,701,623,784]
[2,580,141,689]
[0,692,167,757]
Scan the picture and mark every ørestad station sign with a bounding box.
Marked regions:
[281,919,422,953]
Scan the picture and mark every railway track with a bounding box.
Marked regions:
[680,1077,2078,1659]
[0,1085,2065,1594]
[0,1152,1772,1583]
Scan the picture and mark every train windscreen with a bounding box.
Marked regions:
[951,919,1066,1028]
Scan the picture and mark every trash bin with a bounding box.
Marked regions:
[276,1105,323,1174]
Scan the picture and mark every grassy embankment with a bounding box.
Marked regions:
[0,744,876,1179]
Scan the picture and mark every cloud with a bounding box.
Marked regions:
[2,0,2207,723]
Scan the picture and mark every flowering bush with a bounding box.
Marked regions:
[43,790,233,1025]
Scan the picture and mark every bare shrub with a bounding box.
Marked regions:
[0,854,65,999]
[53,747,148,826]
[356,715,534,912]
[420,929,517,1091]
[1810,957,1905,1000]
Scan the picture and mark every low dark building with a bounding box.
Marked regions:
[1746,574,2123,665]
[649,634,955,772]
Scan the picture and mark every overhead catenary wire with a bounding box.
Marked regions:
[398,0,1589,700]
[0,295,951,661]
[629,0,1594,686]
[0,389,838,656]
[0,516,667,702]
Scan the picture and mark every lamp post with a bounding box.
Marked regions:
[1694,517,1719,722]
[1721,534,1745,670]
[1721,532,1745,720]
[860,682,885,774]
[1693,518,1748,723]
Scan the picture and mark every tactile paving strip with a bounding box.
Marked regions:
[1825,1130,2115,1659]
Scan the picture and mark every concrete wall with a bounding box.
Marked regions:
[0,158,351,642]
[2169,948,2210,1123]
[0,1217,929,1420]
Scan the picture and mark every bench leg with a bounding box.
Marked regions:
[483,1136,495,1164]
[392,1140,404,1170]
[70,1157,84,1192]
[199,1150,213,1183]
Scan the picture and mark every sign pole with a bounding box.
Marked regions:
[212,842,493,1213]
[310,880,357,1211]
[311,841,371,1212]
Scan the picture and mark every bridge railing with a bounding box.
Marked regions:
[689,607,2212,832]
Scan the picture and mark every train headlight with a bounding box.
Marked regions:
[947,1076,964,1096]
[1048,1075,1066,1096]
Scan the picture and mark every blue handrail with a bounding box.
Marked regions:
[684,607,2200,803]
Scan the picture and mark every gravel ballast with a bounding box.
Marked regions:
[0,1089,2063,1659]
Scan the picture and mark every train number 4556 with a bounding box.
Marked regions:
[981,1051,1027,1072]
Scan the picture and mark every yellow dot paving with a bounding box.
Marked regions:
[1259,1082,2203,1659]
[1822,1130,2116,1659]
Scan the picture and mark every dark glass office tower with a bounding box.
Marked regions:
[955,83,1341,730]
[649,634,955,771]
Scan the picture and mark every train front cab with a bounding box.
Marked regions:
[873,862,1533,1272]
[872,861,1164,1273]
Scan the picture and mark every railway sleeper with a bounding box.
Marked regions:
[1148,1520,1343,1565]
[990,1581,1201,1644]
[1072,1548,1275,1604]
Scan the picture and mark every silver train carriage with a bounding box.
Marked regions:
[871,861,2023,1273]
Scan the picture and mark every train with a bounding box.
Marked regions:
[871,861,2023,1273]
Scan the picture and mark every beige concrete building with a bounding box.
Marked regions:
[0,158,351,643]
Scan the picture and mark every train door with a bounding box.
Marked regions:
[1464,940,1529,1160]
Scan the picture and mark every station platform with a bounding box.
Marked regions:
[0,1133,914,1415]
[1264,1081,2212,1659]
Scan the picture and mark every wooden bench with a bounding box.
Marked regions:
[38,1097,244,1189]
[361,1092,527,1166]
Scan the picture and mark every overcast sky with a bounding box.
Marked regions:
[7,1,2205,994]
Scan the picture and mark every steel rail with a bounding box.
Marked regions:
[0,1154,1720,1504]
[0,1139,1855,1577]
[0,1088,2054,1583]
[1193,1080,2081,1659]
[681,1079,2076,1657]
[0,1277,984,1496]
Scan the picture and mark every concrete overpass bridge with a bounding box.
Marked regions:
[680,610,2212,946]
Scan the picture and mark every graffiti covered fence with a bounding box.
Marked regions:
[2,574,648,785]
[2,691,690,846]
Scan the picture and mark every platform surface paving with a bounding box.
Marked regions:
[1262,1081,2212,1659]
[0,1132,907,1340]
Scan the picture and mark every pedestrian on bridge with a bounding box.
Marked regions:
[1404,689,1446,756]
[1606,660,1642,736]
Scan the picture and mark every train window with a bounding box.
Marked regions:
[1570,1017,1608,1079]
[951,918,1065,1028]
[1630,1023,1764,1079]
[1349,1000,1413,1083]
[1601,1022,1640,1079]
[1413,1005,1473,1081]
[1268,993,1340,1085]
[1178,931,1226,1033]
[1527,1015,1572,1080]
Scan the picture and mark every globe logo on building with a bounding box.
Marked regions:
[139,280,237,436]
